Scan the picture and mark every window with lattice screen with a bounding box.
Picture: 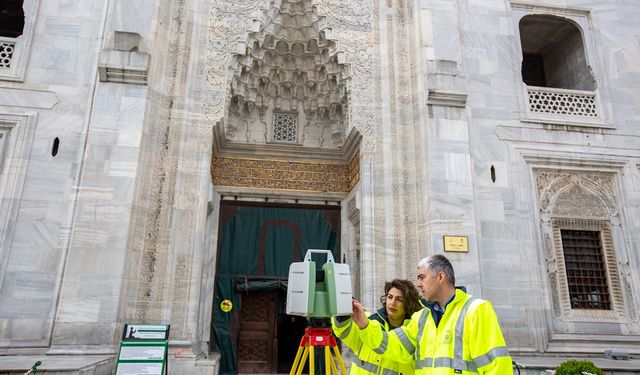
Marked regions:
[560,229,611,310]
[272,113,297,143]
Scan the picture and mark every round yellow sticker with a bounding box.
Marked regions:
[220,299,233,312]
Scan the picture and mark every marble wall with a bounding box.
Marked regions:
[0,0,114,350]
[1,0,640,373]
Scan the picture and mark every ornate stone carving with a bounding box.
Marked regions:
[205,0,266,122]
[534,169,638,330]
[535,171,617,218]
[619,262,639,323]
[206,0,375,152]
[211,156,359,193]
[545,231,561,317]
[348,152,360,191]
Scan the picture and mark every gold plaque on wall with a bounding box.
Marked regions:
[443,235,469,253]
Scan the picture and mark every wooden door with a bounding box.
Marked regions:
[236,290,278,373]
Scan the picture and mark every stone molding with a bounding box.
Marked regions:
[98,32,150,85]
[0,88,59,109]
[98,49,150,85]
[0,112,40,347]
[426,90,467,108]
[534,169,639,337]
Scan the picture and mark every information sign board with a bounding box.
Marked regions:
[115,324,170,375]
[122,324,170,340]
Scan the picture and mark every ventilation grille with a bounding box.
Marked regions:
[528,87,598,117]
[272,113,297,143]
[0,39,16,68]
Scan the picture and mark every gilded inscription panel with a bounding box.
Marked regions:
[212,156,359,193]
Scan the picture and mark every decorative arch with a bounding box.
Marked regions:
[222,0,351,149]
[538,173,617,219]
[534,169,638,336]
[205,0,374,150]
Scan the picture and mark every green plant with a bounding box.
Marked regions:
[555,360,605,375]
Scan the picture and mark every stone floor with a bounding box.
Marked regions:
[0,355,113,375]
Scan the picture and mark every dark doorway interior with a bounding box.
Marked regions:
[0,0,25,37]
[276,290,307,373]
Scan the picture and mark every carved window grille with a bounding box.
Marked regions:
[527,87,598,117]
[560,229,611,310]
[0,38,16,68]
[272,112,297,143]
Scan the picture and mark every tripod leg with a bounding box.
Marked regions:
[290,345,305,375]
[309,346,315,375]
[295,347,310,375]
[332,345,348,375]
[327,346,339,375]
[325,346,332,375]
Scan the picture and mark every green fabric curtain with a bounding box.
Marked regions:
[236,279,288,292]
[211,204,339,374]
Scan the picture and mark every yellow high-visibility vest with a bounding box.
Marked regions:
[359,290,512,375]
[333,310,416,375]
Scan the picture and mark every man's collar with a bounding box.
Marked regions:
[433,290,456,312]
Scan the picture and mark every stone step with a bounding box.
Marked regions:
[0,355,113,375]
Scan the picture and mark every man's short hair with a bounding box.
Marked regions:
[417,254,455,286]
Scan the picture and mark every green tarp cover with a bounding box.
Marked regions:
[236,279,288,292]
[211,204,339,374]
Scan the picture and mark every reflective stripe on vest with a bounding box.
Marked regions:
[382,368,401,375]
[396,326,415,356]
[335,318,351,329]
[373,330,389,354]
[454,297,477,361]
[338,322,352,340]
[415,357,477,372]
[472,346,510,368]
[354,358,403,375]
[415,297,478,372]
[353,358,380,374]
[415,308,430,360]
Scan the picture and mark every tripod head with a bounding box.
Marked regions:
[308,317,331,328]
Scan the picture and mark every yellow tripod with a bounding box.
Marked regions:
[290,327,348,375]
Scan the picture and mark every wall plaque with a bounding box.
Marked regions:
[443,235,469,253]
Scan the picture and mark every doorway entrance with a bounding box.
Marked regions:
[211,201,340,374]
[235,289,307,373]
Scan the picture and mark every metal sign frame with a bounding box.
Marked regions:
[115,324,170,375]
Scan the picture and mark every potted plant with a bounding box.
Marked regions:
[555,360,605,375]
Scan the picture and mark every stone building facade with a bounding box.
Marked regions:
[0,0,639,374]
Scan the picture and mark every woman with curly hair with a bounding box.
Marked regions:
[333,279,423,375]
